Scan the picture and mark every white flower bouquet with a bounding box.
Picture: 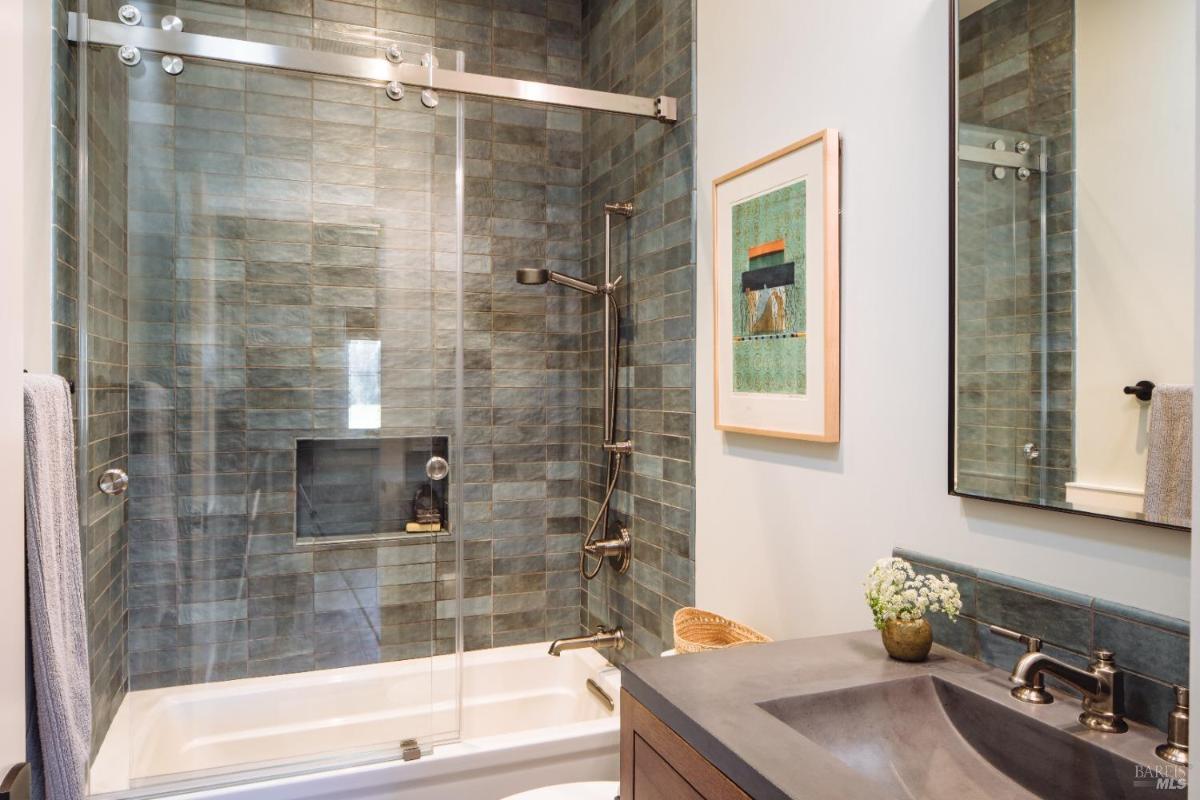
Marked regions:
[865,557,962,630]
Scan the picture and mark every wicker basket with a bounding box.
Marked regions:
[672,607,772,654]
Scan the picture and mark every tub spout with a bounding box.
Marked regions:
[548,626,625,657]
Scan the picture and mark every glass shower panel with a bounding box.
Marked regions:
[77,25,464,795]
[956,123,1049,505]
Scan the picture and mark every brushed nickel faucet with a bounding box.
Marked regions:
[989,625,1127,733]
[548,626,625,657]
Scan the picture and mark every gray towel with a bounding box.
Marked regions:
[24,375,91,800]
[1144,384,1193,527]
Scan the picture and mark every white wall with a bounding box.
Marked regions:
[22,0,52,376]
[0,0,51,766]
[1074,0,1195,497]
[1190,0,1199,748]
[695,0,1192,640]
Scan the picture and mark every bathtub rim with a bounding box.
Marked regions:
[89,642,621,800]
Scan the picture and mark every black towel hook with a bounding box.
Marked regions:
[1123,380,1155,402]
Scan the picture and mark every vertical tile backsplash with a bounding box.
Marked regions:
[896,548,1188,731]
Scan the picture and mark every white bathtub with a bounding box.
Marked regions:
[91,643,621,800]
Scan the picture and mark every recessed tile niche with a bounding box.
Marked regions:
[296,437,449,542]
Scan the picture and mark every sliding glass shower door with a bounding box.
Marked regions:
[71,12,464,794]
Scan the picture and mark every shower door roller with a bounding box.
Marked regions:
[425,456,449,481]
[98,468,129,496]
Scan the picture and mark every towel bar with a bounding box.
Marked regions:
[22,370,75,394]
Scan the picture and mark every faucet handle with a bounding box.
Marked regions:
[989,626,1053,705]
[988,625,1043,653]
[1156,684,1190,766]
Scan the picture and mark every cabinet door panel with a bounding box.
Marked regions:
[620,690,753,800]
[633,735,705,800]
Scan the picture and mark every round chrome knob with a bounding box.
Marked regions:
[425,456,449,481]
[161,55,184,75]
[420,88,439,108]
[161,14,183,32]
[98,468,130,496]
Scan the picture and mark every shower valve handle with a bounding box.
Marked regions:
[583,521,632,575]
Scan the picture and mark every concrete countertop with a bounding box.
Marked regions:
[620,630,1174,800]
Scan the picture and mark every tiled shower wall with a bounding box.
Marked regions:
[580,0,695,662]
[51,0,131,755]
[53,0,695,748]
[956,0,1075,503]
[52,0,602,700]
[113,0,590,690]
[121,54,464,690]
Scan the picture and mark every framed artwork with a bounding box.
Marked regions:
[712,129,840,441]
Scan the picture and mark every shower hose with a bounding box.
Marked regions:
[581,292,623,581]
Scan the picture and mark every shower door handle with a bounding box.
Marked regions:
[425,456,449,481]
[98,468,129,496]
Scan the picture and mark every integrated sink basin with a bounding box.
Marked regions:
[759,675,1165,799]
[622,632,1184,800]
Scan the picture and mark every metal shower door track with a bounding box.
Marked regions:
[67,12,678,123]
[958,144,1045,172]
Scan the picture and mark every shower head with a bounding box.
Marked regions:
[515,268,549,285]
[514,268,600,296]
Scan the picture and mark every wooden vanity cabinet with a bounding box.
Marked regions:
[619,690,752,800]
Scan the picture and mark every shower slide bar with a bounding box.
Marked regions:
[66,12,679,123]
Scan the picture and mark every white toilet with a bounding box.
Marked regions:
[500,781,619,800]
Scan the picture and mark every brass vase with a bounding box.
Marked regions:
[881,618,932,662]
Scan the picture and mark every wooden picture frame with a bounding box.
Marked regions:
[712,129,841,442]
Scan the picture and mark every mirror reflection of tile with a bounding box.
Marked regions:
[956,0,1076,507]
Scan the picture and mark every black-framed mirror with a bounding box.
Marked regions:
[949,0,1194,531]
